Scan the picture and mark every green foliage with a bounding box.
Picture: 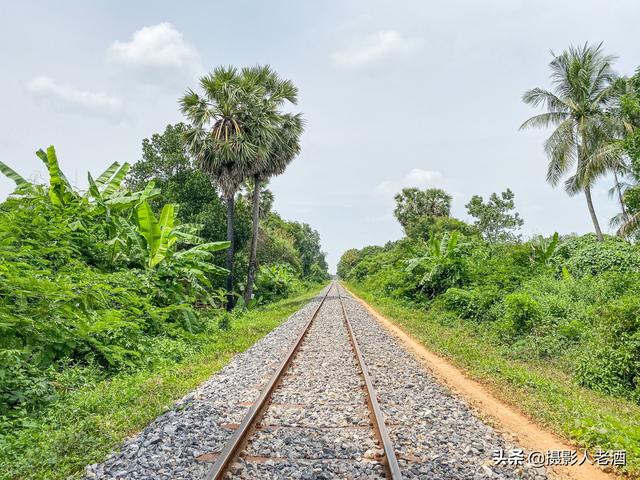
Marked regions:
[405,215,477,242]
[496,292,542,337]
[441,287,499,321]
[529,232,559,265]
[126,124,329,290]
[551,233,640,277]
[0,149,229,424]
[406,231,469,297]
[341,217,640,404]
[255,264,297,302]
[465,189,523,242]
[576,295,640,401]
[393,187,452,232]
[261,212,329,281]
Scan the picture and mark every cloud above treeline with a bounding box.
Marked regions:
[27,76,123,119]
[107,22,202,78]
[331,30,423,69]
[27,22,202,120]
[375,168,442,196]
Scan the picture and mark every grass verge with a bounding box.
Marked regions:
[0,284,324,480]
[347,282,640,478]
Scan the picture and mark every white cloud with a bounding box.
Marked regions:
[331,30,423,69]
[27,76,123,119]
[375,168,443,196]
[108,23,201,74]
[374,180,396,195]
[404,168,441,186]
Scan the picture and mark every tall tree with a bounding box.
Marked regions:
[521,43,619,241]
[465,189,524,242]
[180,67,267,310]
[245,111,303,303]
[393,187,452,233]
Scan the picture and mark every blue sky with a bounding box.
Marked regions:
[1,1,639,271]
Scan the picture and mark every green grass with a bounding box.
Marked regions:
[347,282,640,477]
[0,284,324,480]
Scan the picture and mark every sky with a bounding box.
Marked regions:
[1,1,639,272]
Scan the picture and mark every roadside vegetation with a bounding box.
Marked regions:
[0,287,321,480]
[339,44,640,475]
[0,65,329,476]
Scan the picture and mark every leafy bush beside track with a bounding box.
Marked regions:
[0,139,329,431]
[339,185,640,474]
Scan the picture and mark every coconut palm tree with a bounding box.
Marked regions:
[585,72,640,236]
[180,66,268,310]
[521,43,619,241]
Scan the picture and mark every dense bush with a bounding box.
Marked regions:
[441,286,499,321]
[0,143,329,426]
[552,234,640,277]
[339,215,640,402]
[495,292,541,337]
[255,264,298,302]
[576,295,640,401]
[0,149,232,422]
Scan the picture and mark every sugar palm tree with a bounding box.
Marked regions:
[244,112,303,303]
[521,43,619,241]
[180,66,269,310]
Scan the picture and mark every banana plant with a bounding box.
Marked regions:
[35,146,77,206]
[406,230,460,271]
[2,146,76,205]
[0,161,30,189]
[136,200,230,270]
[87,162,160,211]
[529,232,559,266]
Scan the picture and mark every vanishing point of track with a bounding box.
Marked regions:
[204,281,402,479]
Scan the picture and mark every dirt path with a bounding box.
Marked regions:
[344,285,621,480]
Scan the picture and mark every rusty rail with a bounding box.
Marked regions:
[203,283,332,480]
[204,281,403,479]
[337,283,403,480]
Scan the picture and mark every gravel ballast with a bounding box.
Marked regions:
[85,282,549,479]
[337,283,547,480]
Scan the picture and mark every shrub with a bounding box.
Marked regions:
[442,287,499,321]
[405,216,477,241]
[255,264,297,302]
[496,292,541,337]
[552,234,640,277]
[420,258,468,298]
[576,295,640,400]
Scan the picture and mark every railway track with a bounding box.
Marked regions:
[204,281,402,479]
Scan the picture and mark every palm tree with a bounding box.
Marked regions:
[244,112,303,303]
[521,43,619,241]
[180,66,267,310]
[585,72,640,236]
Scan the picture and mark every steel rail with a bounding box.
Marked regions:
[203,283,333,480]
[337,283,403,480]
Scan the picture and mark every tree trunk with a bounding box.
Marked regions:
[584,186,604,241]
[225,195,235,311]
[614,170,628,221]
[244,175,261,304]
[577,122,603,242]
